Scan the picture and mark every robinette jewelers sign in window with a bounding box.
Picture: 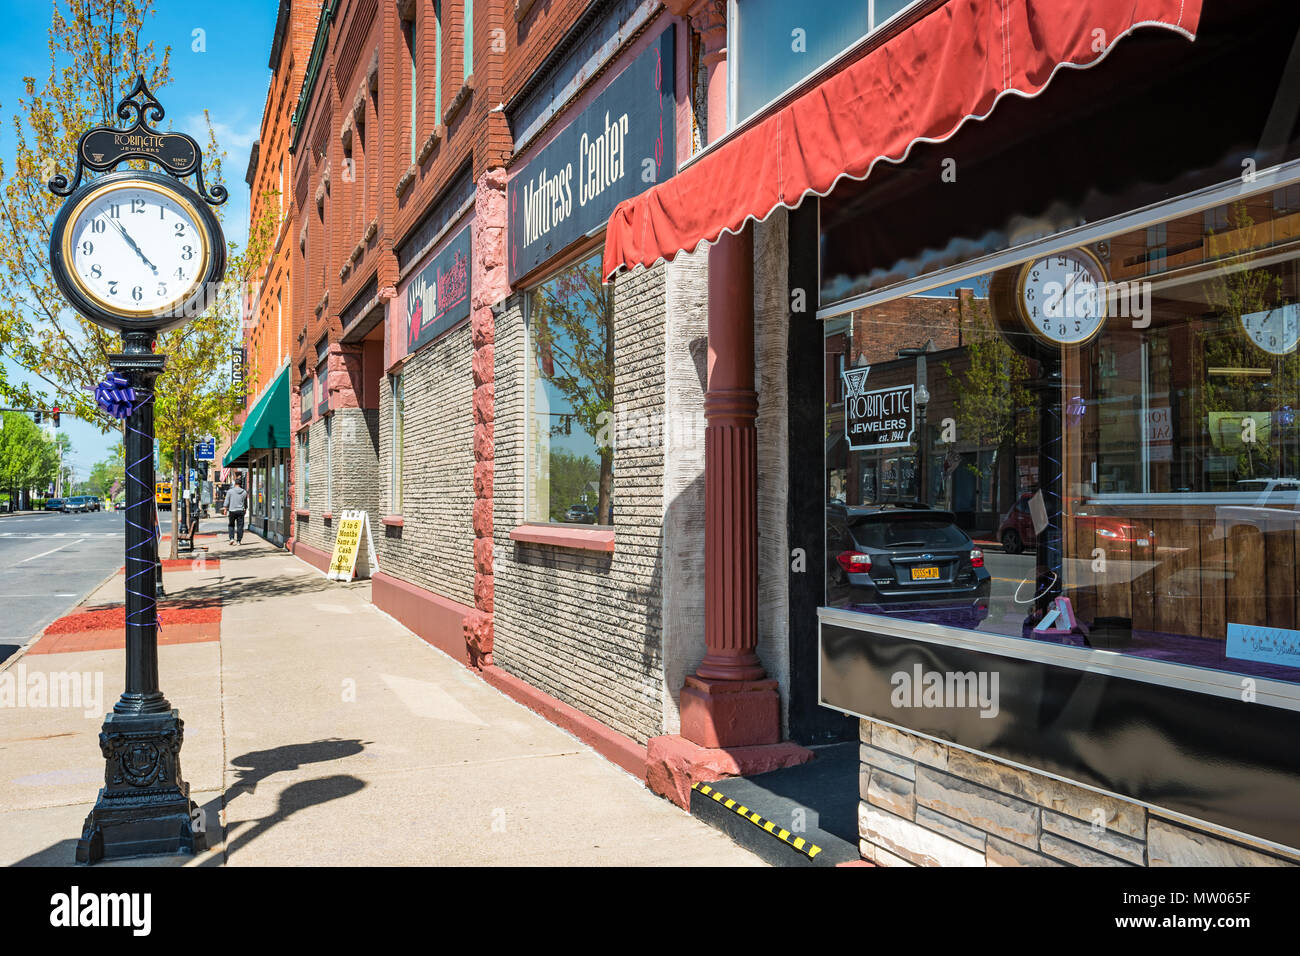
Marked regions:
[507,26,675,284]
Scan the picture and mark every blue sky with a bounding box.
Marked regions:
[0,0,278,480]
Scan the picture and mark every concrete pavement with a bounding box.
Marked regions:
[0,520,764,866]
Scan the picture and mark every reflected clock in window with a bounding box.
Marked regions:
[1240,302,1300,355]
[1017,248,1109,347]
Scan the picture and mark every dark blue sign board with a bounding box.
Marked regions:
[194,437,215,461]
[404,222,472,354]
[508,26,675,284]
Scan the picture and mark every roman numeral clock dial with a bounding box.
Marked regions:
[50,171,222,334]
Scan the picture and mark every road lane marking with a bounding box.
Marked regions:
[16,538,87,564]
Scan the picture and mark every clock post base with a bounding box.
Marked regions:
[75,710,205,864]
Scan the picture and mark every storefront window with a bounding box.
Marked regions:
[324,415,333,514]
[525,250,614,526]
[391,373,404,514]
[825,185,1300,687]
[298,432,309,507]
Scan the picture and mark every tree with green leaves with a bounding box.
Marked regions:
[529,253,614,524]
[0,1,251,554]
[0,411,59,506]
[944,293,1035,511]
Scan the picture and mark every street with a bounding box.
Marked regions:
[0,510,124,663]
[0,508,184,664]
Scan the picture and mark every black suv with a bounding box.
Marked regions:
[827,502,991,630]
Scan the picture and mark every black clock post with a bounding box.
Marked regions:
[47,76,227,863]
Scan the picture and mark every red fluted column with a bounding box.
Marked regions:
[698,225,763,681]
[673,0,779,747]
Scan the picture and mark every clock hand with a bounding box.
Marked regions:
[105,217,159,276]
[1047,268,1086,314]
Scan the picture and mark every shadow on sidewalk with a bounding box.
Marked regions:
[229,738,370,796]
[224,739,371,859]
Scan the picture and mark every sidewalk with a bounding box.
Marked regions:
[0,520,763,866]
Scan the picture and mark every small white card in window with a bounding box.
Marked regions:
[1028,489,1049,535]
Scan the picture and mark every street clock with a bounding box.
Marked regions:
[47,75,226,336]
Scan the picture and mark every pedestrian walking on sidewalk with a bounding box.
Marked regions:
[223,476,249,545]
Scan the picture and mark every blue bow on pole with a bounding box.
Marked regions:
[94,373,136,419]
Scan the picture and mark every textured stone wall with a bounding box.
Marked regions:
[291,406,379,556]
[858,718,1300,866]
[491,264,668,745]
[374,323,477,608]
[753,209,791,736]
[659,247,709,734]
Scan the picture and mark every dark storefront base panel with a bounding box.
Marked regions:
[821,620,1300,852]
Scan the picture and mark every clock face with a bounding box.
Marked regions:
[1240,302,1300,356]
[62,179,209,318]
[1018,249,1109,347]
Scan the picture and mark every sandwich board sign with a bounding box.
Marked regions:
[327,509,378,581]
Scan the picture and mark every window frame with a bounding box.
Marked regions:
[521,239,615,528]
[819,168,1300,710]
[390,372,405,515]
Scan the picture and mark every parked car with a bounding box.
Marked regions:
[45,498,65,511]
[113,500,126,511]
[61,496,84,513]
[827,501,991,629]
[563,503,595,523]
[997,492,1156,555]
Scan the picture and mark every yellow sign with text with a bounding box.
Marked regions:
[327,510,376,581]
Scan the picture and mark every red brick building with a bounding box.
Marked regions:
[224,0,320,546]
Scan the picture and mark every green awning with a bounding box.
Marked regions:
[223,364,290,467]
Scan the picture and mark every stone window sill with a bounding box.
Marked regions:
[382,515,404,527]
[322,512,334,522]
[295,509,310,518]
[443,77,473,126]
[509,524,615,553]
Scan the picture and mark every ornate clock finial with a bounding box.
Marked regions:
[48,75,227,206]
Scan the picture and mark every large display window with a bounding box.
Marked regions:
[825,182,1300,691]
[524,249,615,527]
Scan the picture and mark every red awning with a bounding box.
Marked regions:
[604,0,1202,279]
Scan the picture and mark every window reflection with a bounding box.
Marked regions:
[826,189,1300,685]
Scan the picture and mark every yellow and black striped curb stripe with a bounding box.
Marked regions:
[693,782,822,860]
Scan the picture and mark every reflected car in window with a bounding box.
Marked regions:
[998,492,1156,555]
[827,502,991,629]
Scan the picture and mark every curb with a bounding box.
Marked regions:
[0,564,123,676]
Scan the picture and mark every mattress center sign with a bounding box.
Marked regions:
[508,26,675,283]
[843,366,915,450]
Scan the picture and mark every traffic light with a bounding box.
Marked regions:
[51,406,60,427]
[33,410,41,424]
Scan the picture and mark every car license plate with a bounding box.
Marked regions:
[911,567,939,580]
[1137,538,1149,546]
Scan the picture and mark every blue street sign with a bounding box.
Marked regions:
[194,437,215,461]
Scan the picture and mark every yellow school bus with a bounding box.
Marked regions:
[155,481,172,510]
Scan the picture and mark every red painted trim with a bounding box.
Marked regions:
[295,508,311,518]
[381,514,405,527]
[372,571,473,666]
[322,512,334,521]
[509,524,615,553]
[292,539,332,573]
[480,664,646,780]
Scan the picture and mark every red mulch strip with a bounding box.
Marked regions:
[29,598,223,655]
[116,558,220,573]
[159,532,219,542]
[28,623,220,655]
[42,599,221,634]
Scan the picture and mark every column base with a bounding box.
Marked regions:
[646,734,814,810]
[75,710,204,864]
[680,675,780,748]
